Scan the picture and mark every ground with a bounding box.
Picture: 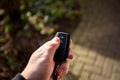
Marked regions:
[66,0,120,80]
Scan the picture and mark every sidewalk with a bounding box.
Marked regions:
[66,0,120,80]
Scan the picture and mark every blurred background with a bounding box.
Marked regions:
[0,0,81,79]
[0,0,120,80]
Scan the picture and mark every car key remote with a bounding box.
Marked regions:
[52,32,70,80]
[54,32,70,62]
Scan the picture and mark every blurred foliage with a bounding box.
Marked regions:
[21,0,81,35]
[0,0,81,35]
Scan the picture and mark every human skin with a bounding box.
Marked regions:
[21,37,74,80]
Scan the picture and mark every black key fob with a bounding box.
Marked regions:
[54,32,70,62]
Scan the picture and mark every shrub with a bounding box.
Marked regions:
[0,0,81,35]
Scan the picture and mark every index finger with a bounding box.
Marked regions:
[68,48,74,59]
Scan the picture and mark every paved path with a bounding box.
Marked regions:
[66,0,120,80]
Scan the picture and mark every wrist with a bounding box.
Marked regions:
[12,73,26,80]
[21,70,30,80]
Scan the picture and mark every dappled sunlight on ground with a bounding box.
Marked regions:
[66,0,120,80]
[67,44,120,80]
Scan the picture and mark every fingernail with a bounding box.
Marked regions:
[52,37,60,42]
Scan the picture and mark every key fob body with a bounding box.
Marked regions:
[54,32,70,62]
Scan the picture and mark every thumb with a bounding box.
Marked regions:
[46,37,60,58]
[34,37,60,56]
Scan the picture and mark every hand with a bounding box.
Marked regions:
[21,37,74,80]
